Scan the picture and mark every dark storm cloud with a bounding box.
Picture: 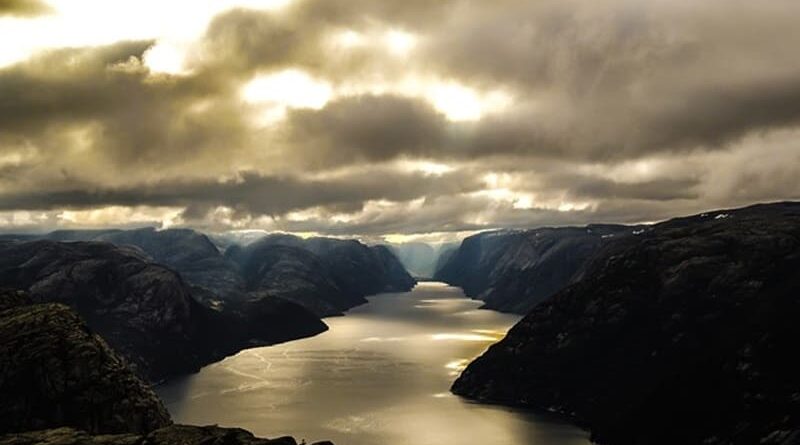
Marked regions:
[0,170,483,215]
[557,176,700,202]
[413,0,800,160]
[285,95,448,167]
[0,0,51,16]
[0,40,252,175]
[1,0,800,235]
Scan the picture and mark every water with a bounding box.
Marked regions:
[157,282,590,445]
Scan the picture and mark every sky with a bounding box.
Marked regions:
[1,0,799,242]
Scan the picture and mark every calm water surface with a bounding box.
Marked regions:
[157,282,590,445]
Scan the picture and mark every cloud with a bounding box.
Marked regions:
[284,95,448,167]
[0,0,51,16]
[1,0,799,237]
[0,169,483,216]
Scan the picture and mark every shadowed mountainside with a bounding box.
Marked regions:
[226,234,416,316]
[3,229,416,318]
[434,225,632,313]
[0,289,332,445]
[452,202,800,445]
[0,241,327,381]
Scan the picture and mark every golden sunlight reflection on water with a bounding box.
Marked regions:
[156,282,590,445]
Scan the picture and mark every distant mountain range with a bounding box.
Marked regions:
[0,228,415,381]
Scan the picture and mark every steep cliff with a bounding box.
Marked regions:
[435,225,631,313]
[0,290,332,445]
[452,202,800,445]
[0,290,171,434]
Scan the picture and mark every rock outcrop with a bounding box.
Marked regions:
[0,290,333,445]
[0,426,325,445]
[434,225,631,313]
[0,289,171,434]
[452,202,800,445]
[0,241,327,381]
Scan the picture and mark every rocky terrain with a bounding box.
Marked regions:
[0,426,312,445]
[434,225,632,313]
[0,289,170,434]
[452,202,800,445]
[0,240,326,381]
[0,290,332,445]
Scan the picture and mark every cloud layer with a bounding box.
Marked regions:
[1,0,799,238]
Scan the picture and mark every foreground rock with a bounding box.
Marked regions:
[0,241,326,381]
[0,291,333,445]
[0,425,331,445]
[452,202,800,445]
[0,290,170,434]
[434,225,631,313]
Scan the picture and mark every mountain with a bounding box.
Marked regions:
[95,228,247,301]
[0,289,171,434]
[371,245,417,291]
[227,234,416,316]
[434,225,632,313]
[385,242,437,277]
[0,240,326,381]
[226,242,352,317]
[0,290,331,445]
[300,237,416,297]
[452,202,800,445]
[1,229,417,317]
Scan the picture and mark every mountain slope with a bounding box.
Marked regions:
[0,290,331,445]
[452,202,800,445]
[228,234,416,316]
[0,290,171,434]
[0,240,326,381]
[95,228,247,301]
[434,225,631,313]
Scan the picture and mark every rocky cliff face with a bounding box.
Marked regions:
[452,202,800,445]
[434,225,631,313]
[227,242,353,317]
[0,241,327,381]
[371,245,417,291]
[0,289,171,434]
[0,290,332,445]
[0,425,324,445]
